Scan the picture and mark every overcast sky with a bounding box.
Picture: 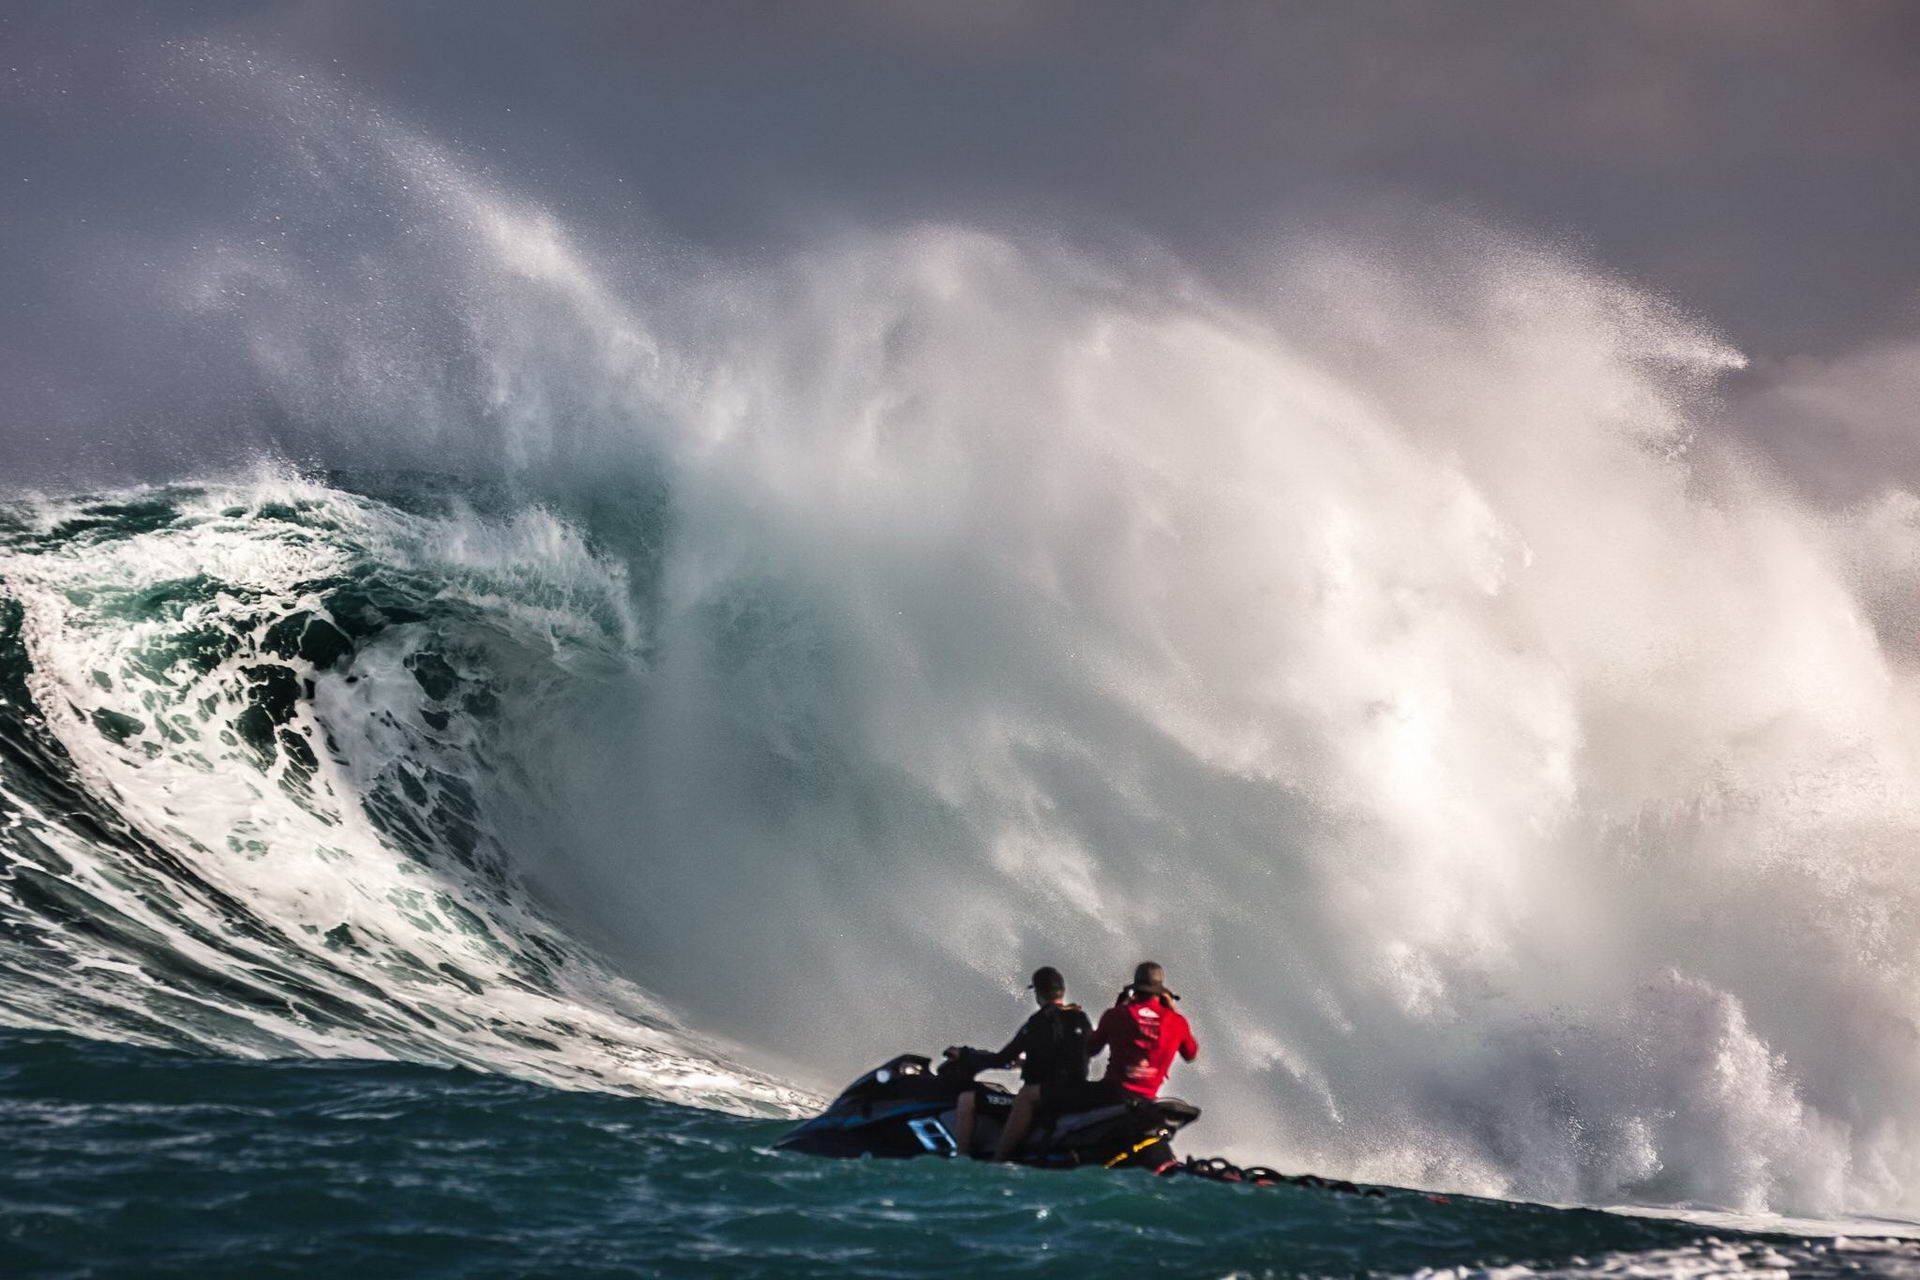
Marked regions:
[4,1,1918,487]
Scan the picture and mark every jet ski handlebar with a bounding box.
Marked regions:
[936,1046,1000,1082]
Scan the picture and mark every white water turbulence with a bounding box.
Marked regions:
[10,44,1920,1222]
[0,479,809,1115]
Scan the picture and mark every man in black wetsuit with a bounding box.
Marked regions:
[944,966,1093,1159]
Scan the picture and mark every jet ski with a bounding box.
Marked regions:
[775,1050,1200,1170]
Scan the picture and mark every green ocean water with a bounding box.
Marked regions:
[13,1027,1913,1280]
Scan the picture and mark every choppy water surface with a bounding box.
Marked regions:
[3,1030,1916,1280]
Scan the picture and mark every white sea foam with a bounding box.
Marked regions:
[456,218,1920,1216]
[0,476,810,1116]
[1402,1233,1920,1279]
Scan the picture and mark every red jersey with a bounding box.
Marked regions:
[1088,997,1198,1098]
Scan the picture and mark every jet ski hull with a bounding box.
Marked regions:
[776,1054,1199,1170]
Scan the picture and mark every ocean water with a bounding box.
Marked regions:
[10,45,1920,1274]
[10,1027,1920,1280]
[1,477,1918,1278]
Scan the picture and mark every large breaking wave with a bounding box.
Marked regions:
[0,475,807,1114]
[8,41,1920,1222]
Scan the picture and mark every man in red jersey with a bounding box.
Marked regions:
[989,961,1197,1159]
[1086,961,1198,1099]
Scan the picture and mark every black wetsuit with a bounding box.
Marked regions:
[982,1002,1094,1088]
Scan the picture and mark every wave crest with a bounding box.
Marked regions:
[0,472,808,1116]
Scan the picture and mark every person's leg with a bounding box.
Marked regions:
[953,1089,980,1154]
[990,1084,1042,1162]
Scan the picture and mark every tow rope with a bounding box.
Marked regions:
[1099,1125,1407,1199]
[1160,1154,1401,1199]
